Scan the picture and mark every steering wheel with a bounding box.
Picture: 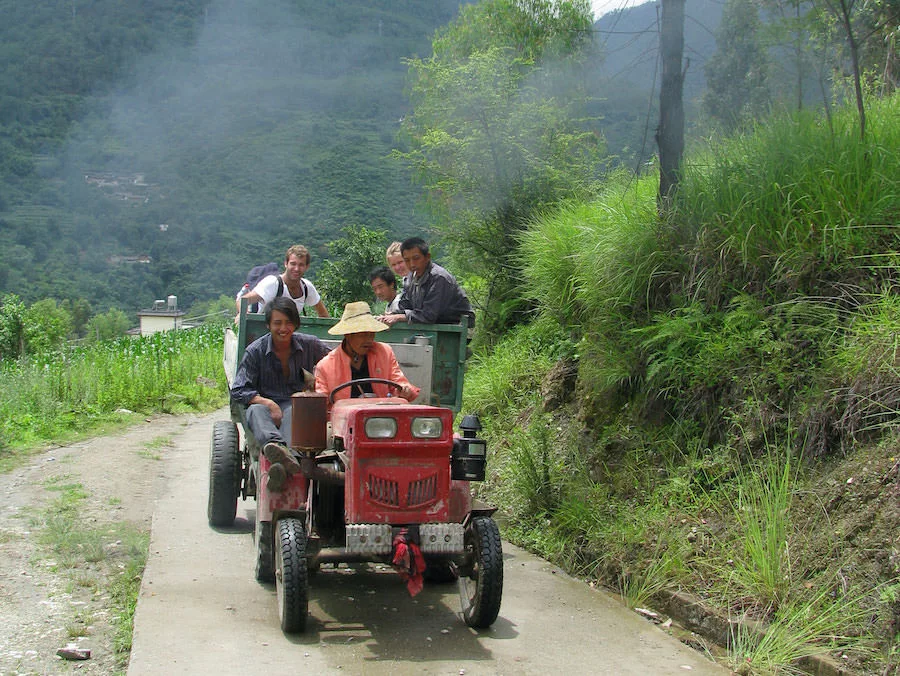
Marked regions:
[328,377,405,404]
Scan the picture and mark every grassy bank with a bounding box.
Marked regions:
[468,95,900,674]
[0,324,228,462]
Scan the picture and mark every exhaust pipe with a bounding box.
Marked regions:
[299,456,345,485]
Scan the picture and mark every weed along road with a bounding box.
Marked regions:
[127,409,726,675]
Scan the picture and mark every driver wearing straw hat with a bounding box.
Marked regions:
[315,301,420,405]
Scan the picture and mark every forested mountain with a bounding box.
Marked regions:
[0,0,464,312]
[0,0,723,316]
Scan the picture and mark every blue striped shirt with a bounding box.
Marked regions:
[230,332,331,406]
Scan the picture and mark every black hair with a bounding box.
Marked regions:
[265,296,301,328]
[400,236,429,256]
[368,266,396,287]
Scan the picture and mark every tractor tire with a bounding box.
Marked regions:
[255,518,274,583]
[458,517,503,628]
[207,421,241,527]
[275,517,309,633]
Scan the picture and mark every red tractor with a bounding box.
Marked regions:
[208,311,502,632]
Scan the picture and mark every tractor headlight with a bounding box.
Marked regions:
[411,416,443,439]
[365,417,397,439]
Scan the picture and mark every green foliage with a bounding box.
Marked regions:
[22,298,72,357]
[85,308,132,343]
[398,0,606,331]
[704,0,770,132]
[503,414,562,519]
[0,325,226,452]
[0,293,25,360]
[187,295,236,328]
[0,1,462,311]
[462,316,565,417]
[315,225,388,313]
[678,95,900,303]
[727,582,871,675]
[519,174,664,329]
[723,441,798,609]
[468,93,900,672]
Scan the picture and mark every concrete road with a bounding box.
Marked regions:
[128,411,726,675]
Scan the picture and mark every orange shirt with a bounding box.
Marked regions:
[314,341,420,405]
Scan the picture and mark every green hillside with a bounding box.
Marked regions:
[0,0,464,311]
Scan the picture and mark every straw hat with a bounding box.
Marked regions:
[328,301,389,335]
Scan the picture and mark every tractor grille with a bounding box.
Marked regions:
[366,472,440,509]
[407,474,438,507]
[368,475,399,507]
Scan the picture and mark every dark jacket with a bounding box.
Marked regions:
[398,261,474,327]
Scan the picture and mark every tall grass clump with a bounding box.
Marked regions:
[462,315,570,418]
[721,440,798,610]
[728,584,871,675]
[678,95,900,302]
[0,324,227,453]
[818,288,900,444]
[519,173,663,330]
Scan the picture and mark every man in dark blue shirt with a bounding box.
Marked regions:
[230,297,330,489]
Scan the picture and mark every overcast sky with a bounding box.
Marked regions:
[591,0,648,19]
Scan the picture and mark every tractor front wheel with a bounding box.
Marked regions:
[255,515,274,583]
[275,517,309,633]
[207,421,241,527]
[458,517,503,628]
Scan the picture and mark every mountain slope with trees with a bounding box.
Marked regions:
[0,0,464,314]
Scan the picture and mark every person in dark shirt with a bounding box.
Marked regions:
[230,296,331,490]
[378,237,474,329]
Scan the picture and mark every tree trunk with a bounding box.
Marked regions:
[656,0,686,214]
[837,0,866,139]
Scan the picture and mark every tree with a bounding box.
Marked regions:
[314,225,387,313]
[704,0,771,132]
[0,294,26,360]
[22,298,72,356]
[61,297,92,339]
[657,0,686,210]
[397,0,605,331]
[85,308,131,342]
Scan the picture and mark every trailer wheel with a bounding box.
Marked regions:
[275,518,308,633]
[208,421,241,527]
[254,517,274,583]
[458,517,503,628]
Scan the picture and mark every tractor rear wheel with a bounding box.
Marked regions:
[458,517,503,628]
[207,421,241,527]
[275,517,309,633]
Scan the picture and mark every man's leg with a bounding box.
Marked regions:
[246,402,298,491]
[245,403,287,446]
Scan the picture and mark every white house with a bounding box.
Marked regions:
[137,296,187,336]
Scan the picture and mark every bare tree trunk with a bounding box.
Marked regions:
[796,0,803,111]
[836,0,866,138]
[656,0,686,214]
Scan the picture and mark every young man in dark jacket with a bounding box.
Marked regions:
[378,237,474,329]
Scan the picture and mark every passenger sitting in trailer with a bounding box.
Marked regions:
[314,301,419,407]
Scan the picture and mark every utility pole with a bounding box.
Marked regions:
[656,0,686,214]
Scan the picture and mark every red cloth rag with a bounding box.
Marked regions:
[392,529,426,596]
